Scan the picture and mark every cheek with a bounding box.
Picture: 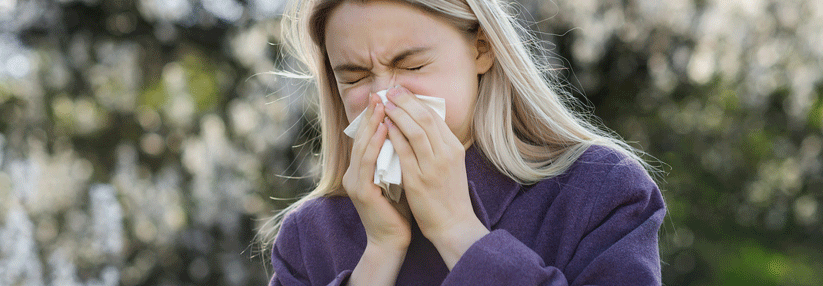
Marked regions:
[340,86,372,122]
[443,95,474,129]
[438,71,478,129]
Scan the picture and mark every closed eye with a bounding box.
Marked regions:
[405,65,425,71]
[338,74,369,85]
[342,78,365,84]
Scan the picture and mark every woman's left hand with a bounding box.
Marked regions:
[382,85,490,269]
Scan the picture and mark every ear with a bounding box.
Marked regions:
[473,29,494,75]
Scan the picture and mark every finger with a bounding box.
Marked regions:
[359,120,389,185]
[387,118,422,182]
[387,86,445,146]
[432,110,463,153]
[351,93,383,158]
[356,100,387,175]
[419,100,458,155]
[383,87,436,160]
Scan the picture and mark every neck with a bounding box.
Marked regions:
[461,138,474,150]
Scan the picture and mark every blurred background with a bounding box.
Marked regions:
[0,0,820,285]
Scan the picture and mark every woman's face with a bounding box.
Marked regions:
[324,1,492,146]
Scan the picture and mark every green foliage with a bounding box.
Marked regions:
[140,80,167,109]
[807,93,823,129]
[1,0,821,285]
[183,52,219,113]
[698,241,823,286]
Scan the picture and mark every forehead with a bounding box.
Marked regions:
[324,1,460,64]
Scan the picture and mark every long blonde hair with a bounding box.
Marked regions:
[259,0,655,244]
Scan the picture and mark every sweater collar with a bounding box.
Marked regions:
[464,144,522,228]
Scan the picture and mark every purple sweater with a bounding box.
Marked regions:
[269,145,666,285]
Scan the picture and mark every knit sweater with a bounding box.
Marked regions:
[269,144,666,285]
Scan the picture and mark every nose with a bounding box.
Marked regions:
[371,71,397,94]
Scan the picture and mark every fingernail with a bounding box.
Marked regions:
[388,85,402,98]
[383,117,392,127]
[385,100,396,110]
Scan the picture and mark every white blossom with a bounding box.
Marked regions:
[90,184,124,256]
[48,249,81,286]
[0,206,44,286]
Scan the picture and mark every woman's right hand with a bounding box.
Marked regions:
[342,93,411,285]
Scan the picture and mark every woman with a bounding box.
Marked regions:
[263,0,666,285]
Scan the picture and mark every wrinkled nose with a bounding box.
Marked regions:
[371,71,397,94]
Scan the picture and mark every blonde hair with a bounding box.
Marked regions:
[259,0,656,245]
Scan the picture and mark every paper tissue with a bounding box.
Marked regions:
[342,89,446,202]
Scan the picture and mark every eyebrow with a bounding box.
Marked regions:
[332,47,432,73]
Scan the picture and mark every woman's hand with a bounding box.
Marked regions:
[342,93,411,285]
[383,86,490,269]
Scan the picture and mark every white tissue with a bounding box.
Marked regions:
[342,89,446,202]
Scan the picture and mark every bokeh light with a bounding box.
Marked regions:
[0,0,821,285]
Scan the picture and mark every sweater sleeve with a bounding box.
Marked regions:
[442,158,666,286]
[269,212,353,286]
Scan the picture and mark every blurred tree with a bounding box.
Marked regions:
[0,0,821,285]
